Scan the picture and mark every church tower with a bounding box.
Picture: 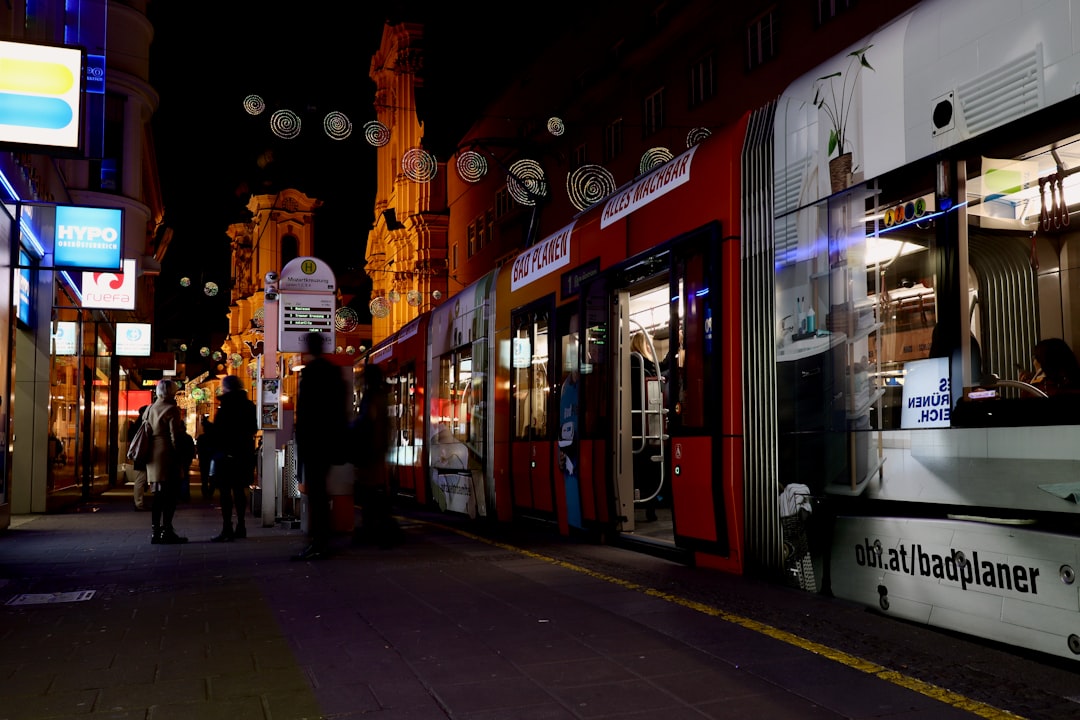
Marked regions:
[366,21,450,345]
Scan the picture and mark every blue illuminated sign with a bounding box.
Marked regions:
[53,205,123,270]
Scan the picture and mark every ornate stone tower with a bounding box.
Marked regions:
[366,21,450,345]
[224,189,322,371]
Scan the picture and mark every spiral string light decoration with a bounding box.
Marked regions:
[369,297,390,318]
[455,150,487,183]
[506,159,548,206]
[639,147,674,175]
[243,95,266,116]
[546,117,565,136]
[363,120,390,147]
[402,147,437,183]
[567,164,617,211]
[204,281,219,297]
[335,306,359,332]
[323,111,352,140]
[686,127,712,147]
[269,109,302,139]
[406,290,422,307]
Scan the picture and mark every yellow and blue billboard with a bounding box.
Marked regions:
[0,40,84,151]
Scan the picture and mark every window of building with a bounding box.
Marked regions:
[603,118,624,162]
[689,52,716,108]
[573,144,588,169]
[452,243,458,271]
[467,222,477,257]
[747,7,777,71]
[816,0,855,26]
[643,88,665,138]
[91,92,126,193]
[496,186,514,218]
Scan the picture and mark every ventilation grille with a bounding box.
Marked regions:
[956,46,1043,137]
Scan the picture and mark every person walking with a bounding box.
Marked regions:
[146,379,188,544]
[351,363,400,548]
[129,405,150,510]
[293,331,348,560]
[210,375,258,542]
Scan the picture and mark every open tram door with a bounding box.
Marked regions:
[610,228,743,567]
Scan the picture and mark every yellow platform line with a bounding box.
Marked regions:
[424,519,1024,720]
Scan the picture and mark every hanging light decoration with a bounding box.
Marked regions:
[455,150,487,183]
[179,277,191,288]
[204,281,219,297]
[322,111,352,140]
[546,117,566,136]
[388,289,401,304]
[567,164,617,211]
[506,159,548,206]
[269,109,302,139]
[686,127,712,147]
[180,343,188,352]
[369,297,390,318]
[432,290,442,300]
[242,94,266,115]
[363,120,390,146]
[335,307,359,332]
[406,290,422,307]
[230,353,243,368]
[639,147,674,175]
[402,147,437,183]
[200,347,210,357]
[212,350,223,361]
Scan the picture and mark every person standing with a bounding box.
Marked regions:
[129,405,150,510]
[146,379,188,544]
[293,331,348,560]
[196,416,216,501]
[210,376,258,542]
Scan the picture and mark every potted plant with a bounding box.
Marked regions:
[813,45,873,192]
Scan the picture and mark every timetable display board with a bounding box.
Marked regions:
[278,292,335,352]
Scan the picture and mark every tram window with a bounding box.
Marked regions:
[511,311,551,441]
[675,257,709,429]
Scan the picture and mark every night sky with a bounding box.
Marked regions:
[147,2,563,368]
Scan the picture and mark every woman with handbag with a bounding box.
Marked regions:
[145,379,188,544]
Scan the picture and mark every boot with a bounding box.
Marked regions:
[151,525,163,545]
[160,527,188,544]
[210,522,234,543]
[233,522,246,539]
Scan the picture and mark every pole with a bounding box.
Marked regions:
[260,272,280,526]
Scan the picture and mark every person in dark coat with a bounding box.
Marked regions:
[196,416,216,501]
[145,380,188,544]
[292,331,348,560]
[210,376,258,542]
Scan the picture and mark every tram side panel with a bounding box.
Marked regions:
[366,316,430,506]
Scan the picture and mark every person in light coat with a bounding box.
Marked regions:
[146,379,189,545]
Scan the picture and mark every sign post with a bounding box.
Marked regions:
[260,256,337,527]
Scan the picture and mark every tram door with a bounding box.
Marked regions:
[614,275,675,543]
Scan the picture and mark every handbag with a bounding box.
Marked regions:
[126,421,152,465]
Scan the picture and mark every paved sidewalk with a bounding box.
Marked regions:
[0,490,1078,719]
